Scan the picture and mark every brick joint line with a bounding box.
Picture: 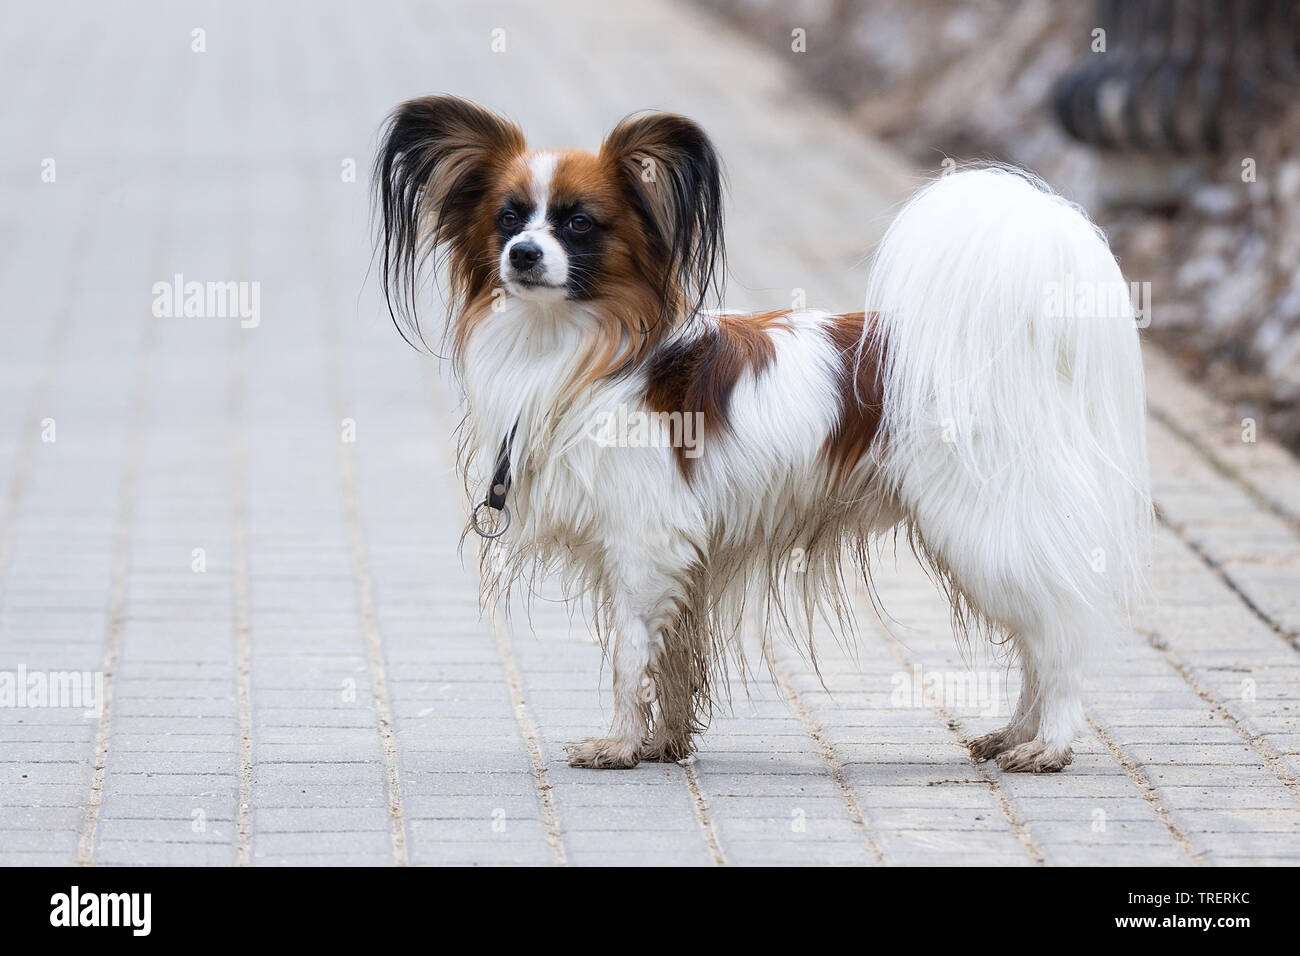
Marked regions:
[1085,713,1209,866]
[678,759,726,866]
[764,642,889,866]
[76,316,160,867]
[314,174,410,868]
[1148,404,1300,538]
[232,333,254,866]
[869,622,1047,867]
[1156,510,1300,649]
[487,611,569,866]
[1139,626,1300,803]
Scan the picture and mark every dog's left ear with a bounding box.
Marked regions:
[600,112,726,320]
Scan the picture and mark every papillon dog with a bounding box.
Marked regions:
[373,95,1150,773]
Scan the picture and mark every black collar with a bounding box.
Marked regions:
[486,429,514,511]
[470,423,517,539]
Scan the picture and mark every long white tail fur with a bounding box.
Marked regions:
[865,166,1151,770]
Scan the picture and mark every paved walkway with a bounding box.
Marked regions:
[2,0,1299,866]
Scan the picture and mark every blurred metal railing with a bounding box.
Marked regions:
[1054,0,1300,154]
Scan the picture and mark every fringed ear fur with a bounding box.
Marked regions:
[600,112,726,325]
[372,95,525,349]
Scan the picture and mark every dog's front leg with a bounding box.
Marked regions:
[565,608,652,769]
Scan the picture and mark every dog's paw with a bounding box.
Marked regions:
[565,737,640,769]
[969,725,1034,762]
[994,739,1073,773]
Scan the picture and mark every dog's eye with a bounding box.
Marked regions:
[567,214,593,234]
[498,210,519,229]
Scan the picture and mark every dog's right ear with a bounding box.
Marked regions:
[372,95,525,348]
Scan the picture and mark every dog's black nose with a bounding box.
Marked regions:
[509,241,543,269]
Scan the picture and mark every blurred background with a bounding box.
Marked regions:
[702,0,1300,450]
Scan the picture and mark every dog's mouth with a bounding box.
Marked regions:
[506,275,567,296]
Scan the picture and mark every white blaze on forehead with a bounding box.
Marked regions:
[501,151,569,295]
[527,152,559,226]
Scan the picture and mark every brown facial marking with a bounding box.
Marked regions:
[549,149,668,394]
[462,148,672,402]
[498,155,535,207]
[822,311,885,482]
[450,151,531,361]
[551,151,622,213]
[644,311,790,477]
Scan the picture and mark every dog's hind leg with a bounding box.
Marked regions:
[640,686,697,763]
[990,619,1084,772]
[640,607,704,762]
[905,489,1091,773]
[968,641,1041,762]
[948,584,1084,772]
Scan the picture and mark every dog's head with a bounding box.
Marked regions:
[373,95,725,372]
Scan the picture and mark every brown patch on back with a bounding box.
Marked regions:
[822,311,885,481]
[645,311,790,476]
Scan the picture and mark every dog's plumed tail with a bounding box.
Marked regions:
[865,167,1151,768]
